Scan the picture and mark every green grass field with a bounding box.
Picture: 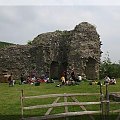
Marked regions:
[0,80,120,120]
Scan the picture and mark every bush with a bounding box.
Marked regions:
[100,53,120,79]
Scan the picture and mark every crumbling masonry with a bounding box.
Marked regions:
[0,22,102,80]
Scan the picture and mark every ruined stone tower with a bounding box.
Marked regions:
[0,22,102,80]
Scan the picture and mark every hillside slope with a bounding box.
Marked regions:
[0,41,14,49]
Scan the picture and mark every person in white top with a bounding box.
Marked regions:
[104,76,110,84]
[78,75,82,81]
[110,77,116,85]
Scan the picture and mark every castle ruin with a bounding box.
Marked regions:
[0,22,102,80]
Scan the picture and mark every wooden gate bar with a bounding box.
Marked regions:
[22,111,101,120]
[71,96,95,120]
[45,97,60,115]
[23,101,101,110]
[23,93,100,99]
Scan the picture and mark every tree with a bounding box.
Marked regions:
[100,52,120,79]
[27,40,32,45]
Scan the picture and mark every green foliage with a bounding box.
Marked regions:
[100,52,120,79]
[0,41,13,49]
[62,30,70,37]
[27,40,32,45]
[55,30,61,32]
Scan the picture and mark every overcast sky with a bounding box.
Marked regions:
[0,1,120,63]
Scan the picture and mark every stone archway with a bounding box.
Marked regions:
[50,61,59,80]
[50,61,68,80]
[85,58,97,80]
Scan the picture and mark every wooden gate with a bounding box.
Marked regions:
[20,84,120,120]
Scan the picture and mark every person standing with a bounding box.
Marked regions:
[71,70,76,81]
[8,73,13,87]
[20,73,24,84]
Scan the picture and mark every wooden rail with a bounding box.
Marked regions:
[23,101,101,110]
[22,111,101,120]
[20,84,120,120]
[21,91,102,120]
[23,93,100,99]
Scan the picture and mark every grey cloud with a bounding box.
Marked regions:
[0,0,120,5]
[0,6,120,62]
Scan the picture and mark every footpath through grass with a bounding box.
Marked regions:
[0,79,120,120]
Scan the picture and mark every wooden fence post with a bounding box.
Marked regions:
[100,82,104,120]
[21,89,24,119]
[64,93,69,120]
[105,84,109,120]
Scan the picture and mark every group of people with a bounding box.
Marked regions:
[7,70,117,87]
[7,69,49,87]
[20,73,49,85]
[104,76,116,85]
[60,70,82,86]
[89,76,117,86]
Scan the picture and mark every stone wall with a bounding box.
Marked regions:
[0,45,31,79]
[0,22,101,80]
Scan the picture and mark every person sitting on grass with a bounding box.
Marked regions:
[77,75,82,82]
[104,76,110,85]
[8,73,13,87]
[89,80,98,85]
[61,76,66,85]
[109,77,116,85]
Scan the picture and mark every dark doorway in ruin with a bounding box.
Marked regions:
[50,61,68,80]
[85,58,96,80]
[50,61,59,80]
[59,62,68,80]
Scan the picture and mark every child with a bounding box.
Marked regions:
[61,76,65,85]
